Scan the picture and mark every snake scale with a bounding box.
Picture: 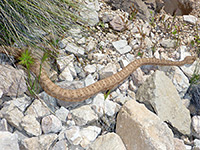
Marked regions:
[0,46,196,102]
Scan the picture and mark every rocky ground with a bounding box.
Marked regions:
[0,0,200,150]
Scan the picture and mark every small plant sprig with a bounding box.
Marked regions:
[129,3,138,21]
[19,49,49,96]
[172,25,181,47]
[104,90,111,100]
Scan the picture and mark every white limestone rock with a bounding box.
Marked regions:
[88,132,126,150]
[0,131,19,150]
[21,115,42,136]
[116,100,174,150]
[55,106,69,122]
[25,99,51,118]
[136,70,191,135]
[70,105,98,126]
[112,40,132,54]
[183,15,198,25]
[42,115,62,134]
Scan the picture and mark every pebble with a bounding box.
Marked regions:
[21,115,42,136]
[112,40,132,54]
[183,15,198,25]
[42,115,62,134]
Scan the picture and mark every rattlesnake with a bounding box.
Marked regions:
[0,46,196,102]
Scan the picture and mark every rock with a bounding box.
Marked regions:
[55,106,69,122]
[84,74,96,87]
[104,99,120,117]
[65,43,85,56]
[52,140,68,150]
[99,63,117,79]
[11,95,32,112]
[192,116,200,138]
[174,138,186,150]
[20,134,57,150]
[0,102,24,130]
[79,6,99,26]
[80,126,101,148]
[0,118,12,131]
[0,65,27,97]
[136,70,191,135]
[193,139,200,150]
[70,105,98,126]
[116,100,174,150]
[160,39,176,48]
[187,84,200,110]
[42,115,62,134]
[57,54,75,71]
[59,61,77,81]
[183,15,198,25]
[64,126,82,145]
[59,66,74,81]
[86,39,96,52]
[109,15,125,31]
[84,64,97,74]
[0,131,19,150]
[162,0,193,16]
[107,0,153,22]
[25,99,51,118]
[92,93,105,116]
[158,66,190,98]
[112,40,132,54]
[21,115,41,136]
[131,68,145,86]
[88,132,126,150]
[39,92,58,112]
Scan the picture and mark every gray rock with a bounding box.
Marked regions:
[0,102,24,130]
[136,70,191,135]
[104,100,120,117]
[192,116,200,138]
[25,99,51,118]
[160,39,176,48]
[80,126,101,143]
[84,74,96,87]
[0,131,19,150]
[107,0,154,22]
[116,100,174,150]
[52,140,68,150]
[88,132,126,150]
[20,134,57,150]
[183,15,197,25]
[84,64,97,74]
[174,138,186,150]
[70,105,98,126]
[55,106,69,122]
[0,65,27,97]
[21,115,42,136]
[59,66,74,81]
[112,40,132,54]
[11,95,32,112]
[0,118,12,132]
[109,15,125,31]
[193,139,200,150]
[57,54,75,71]
[39,92,58,112]
[99,63,117,80]
[64,126,82,145]
[158,66,190,98]
[42,115,62,134]
[162,0,193,16]
[79,7,99,26]
[65,43,85,56]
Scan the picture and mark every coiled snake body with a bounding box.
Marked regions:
[0,46,196,102]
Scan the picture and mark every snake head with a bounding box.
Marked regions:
[183,56,196,64]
